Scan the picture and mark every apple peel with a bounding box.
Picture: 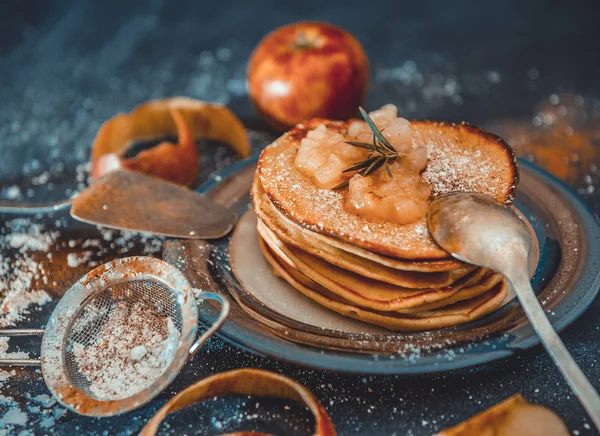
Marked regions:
[436,394,568,436]
[139,368,336,436]
[90,97,250,186]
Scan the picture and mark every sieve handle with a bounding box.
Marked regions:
[0,329,44,366]
[188,292,230,357]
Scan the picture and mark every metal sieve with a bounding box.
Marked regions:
[0,256,229,417]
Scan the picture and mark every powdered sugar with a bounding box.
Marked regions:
[0,288,52,328]
[6,223,57,252]
[0,219,57,328]
[419,127,503,198]
[2,185,22,200]
[0,215,165,329]
[0,405,28,427]
[0,337,30,361]
[0,391,66,433]
[66,251,93,268]
[72,301,180,400]
[0,340,27,424]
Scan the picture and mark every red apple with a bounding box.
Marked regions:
[248,21,369,131]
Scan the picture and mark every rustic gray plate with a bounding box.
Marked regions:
[162,154,600,375]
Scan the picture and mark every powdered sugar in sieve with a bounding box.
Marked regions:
[68,299,181,401]
[0,256,229,416]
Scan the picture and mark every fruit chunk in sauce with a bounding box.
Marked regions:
[294,104,431,225]
[294,124,367,189]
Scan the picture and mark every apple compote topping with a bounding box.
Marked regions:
[294,124,368,189]
[346,149,431,225]
[294,104,431,225]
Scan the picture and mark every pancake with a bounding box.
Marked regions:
[259,238,509,332]
[396,273,504,314]
[252,175,466,274]
[259,227,500,312]
[257,118,518,260]
[255,215,474,288]
[259,223,500,311]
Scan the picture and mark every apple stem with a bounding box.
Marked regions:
[294,31,313,50]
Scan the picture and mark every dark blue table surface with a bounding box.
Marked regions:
[1,1,600,434]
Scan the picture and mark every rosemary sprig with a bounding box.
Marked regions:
[332,107,404,190]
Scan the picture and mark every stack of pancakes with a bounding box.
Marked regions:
[252,117,519,332]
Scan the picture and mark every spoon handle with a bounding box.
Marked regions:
[510,271,600,429]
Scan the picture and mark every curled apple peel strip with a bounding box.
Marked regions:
[90,97,250,186]
[436,394,568,436]
[139,368,336,436]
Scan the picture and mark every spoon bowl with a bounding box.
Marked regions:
[428,192,532,276]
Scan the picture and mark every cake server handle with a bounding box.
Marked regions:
[0,199,73,214]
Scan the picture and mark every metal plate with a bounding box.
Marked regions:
[169,154,600,375]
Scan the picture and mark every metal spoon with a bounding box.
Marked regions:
[0,169,237,239]
[428,191,600,430]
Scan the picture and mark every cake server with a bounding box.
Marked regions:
[0,169,237,239]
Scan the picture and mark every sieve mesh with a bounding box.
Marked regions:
[63,279,183,399]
